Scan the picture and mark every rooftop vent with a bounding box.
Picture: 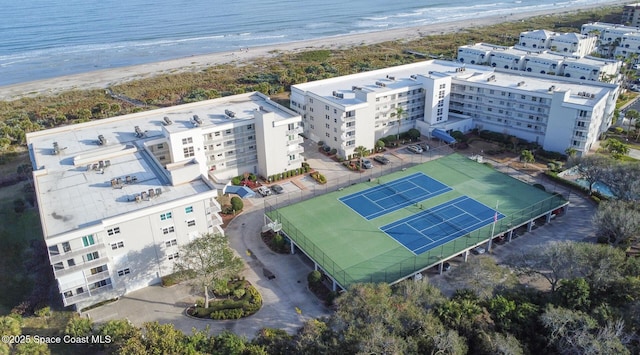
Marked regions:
[163,116,173,125]
[193,115,203,125]
[97,135,107,145]
[517,81,525,86]
[155,188,162,196]
[375,81,386,87]
[548,85,556,92]
[110,178,124,189]
[487,75,496,82]
[134,126,144,138]
[386,75,396,80]
[332,91,344,99]
[224,109,235,118]
[410,74,418,79]
[351,86,362,91]
[53,142,60,155]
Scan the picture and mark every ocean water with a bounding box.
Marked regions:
[0,0,620,86]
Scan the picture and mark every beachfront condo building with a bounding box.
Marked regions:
[517,30,597,57]
[456,43,620,82]
[622,3,640,27]
[290,60,619,159]
[581,22,640,59]
[26,91,302,310]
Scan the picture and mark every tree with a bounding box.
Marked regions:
[98,319,141,351]
[592,200,640,247]
[174,233,244,307]
[230,196,244,213]
[375,139,385,152]
[392,107,406,140]
[603,163,640,201]
[605,139,630,159]
[556,278,591,311]
[118,322,190,355]
[446,255,517,299]
[520,150,534,167]
[64,315,92,337]
[625,109,640,137]
[407,128,421,141]
[353,145,368,169]
[14,342,50,355]
[571,155,611,194]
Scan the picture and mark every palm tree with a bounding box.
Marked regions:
[354,145,368,170]
[521,149,534,167]
[392,107,406,141]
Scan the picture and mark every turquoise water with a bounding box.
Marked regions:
[574,179,615,198]
[0,0,618,85]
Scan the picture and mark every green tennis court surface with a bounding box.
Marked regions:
[266,153,568,288]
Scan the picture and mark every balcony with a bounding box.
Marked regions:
[286,136,304,146]
[286,127,303,135]
[287,156,304,166]
[62,283,113,307]
[85,269,111,284]
[288,145,304,155]
[49,242,106,264]
[53,256,110,279]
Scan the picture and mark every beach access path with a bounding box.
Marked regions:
[0,0,630,101]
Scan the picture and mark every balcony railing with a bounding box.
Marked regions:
[49,242,106,264]
[286,127,303,135]
[53,256,110,279]
[286,137,304,146]
[62,283,113,307]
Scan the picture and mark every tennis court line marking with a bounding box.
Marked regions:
[365,184,453,220]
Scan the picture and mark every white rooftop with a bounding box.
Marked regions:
[25,92,292,238]
[293,60,617,107]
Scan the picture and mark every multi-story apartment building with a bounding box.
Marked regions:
[518,30,597,57]
[26,91,301,310]
[291,60,619,158]
[457,43,621,81]
[622,3,640,27]
[581,22,640,58]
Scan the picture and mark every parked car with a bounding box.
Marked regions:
[257,186,272,196]
[493,235,506,245]
[471,246,486,255]
[361,158,373,169]
[443,262,451,271]
[407,145,423,154]
[421,143,430,151]
[271,184,284,194]
[373,155,390,165]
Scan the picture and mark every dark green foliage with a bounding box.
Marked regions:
[231,176,242,185]
[308,270,322,285]
[230,196,244,212]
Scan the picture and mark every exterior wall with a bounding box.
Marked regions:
[523,56,562,75]
[457,47,491,65]
[489,52,524,70]
[623,3,640,27]
[255,108,304,178]
[201,122,259,181]
[47,192,222,310]
[519,30,552,50]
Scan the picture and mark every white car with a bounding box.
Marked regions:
[407,145,423,154]
[471,246,486,255]
[257,186,272,196]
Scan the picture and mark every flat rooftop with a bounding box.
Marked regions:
[26,94,294,238]
[293,60,617,107]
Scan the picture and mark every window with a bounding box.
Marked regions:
[54,262,64,270]
[110,241,125,250]
[82,235,95,247]
[168,252,179,261]
[107,227,120,236]
[187,220,196,227]
[248,135,254,140]
[185,206,193,214]
[165,239,178,247]
[225,129,232,134]
[90,279,111,290]
[160,212,172,221]
[67,259,75,267]
[183,146,195,158]
[162,226,175,234]
[85,251,99,261]
[117,268,131,277]
[90,265,107,275]
[181,137,193,144]
[247,124,253,130]
[62,242,71,253]
[157,143,164,149]
[214,132,220,136]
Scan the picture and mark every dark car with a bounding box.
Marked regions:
[443,262,451,271]
[271,184,284,194]
[373,155,390,165]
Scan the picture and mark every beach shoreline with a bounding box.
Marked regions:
[0,1,629,101]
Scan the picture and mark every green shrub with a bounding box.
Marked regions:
[230,196,243,212]
[231,176,242,186]
[35,307,51,318]
[233,288,246,299]
[248,174,257,181]
[308,270,322,285]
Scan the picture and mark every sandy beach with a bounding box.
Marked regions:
[0,1,630,101]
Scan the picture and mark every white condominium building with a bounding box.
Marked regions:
[622,3,640,27]
[291,60,619,159]
[26,91,302,310]
[518,30,597,57]
[457,43,620,82]
[581,22,640,58]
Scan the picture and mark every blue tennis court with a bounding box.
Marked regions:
[339,172,452,220]
[381,195,506,255]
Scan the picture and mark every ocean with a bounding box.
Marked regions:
[0,0,620,86]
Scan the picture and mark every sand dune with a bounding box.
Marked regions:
[0,1,629,101]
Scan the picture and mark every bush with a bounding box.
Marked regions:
[311,172,327,184]
[231,176,242,186]
[248,174,257,182]
[230,196,244,212]
[308,270,322,285]
[34,306,51,318]
[233,288,246,299]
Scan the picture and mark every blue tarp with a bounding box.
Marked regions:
[432,128,457,144]
[223,185,256,198]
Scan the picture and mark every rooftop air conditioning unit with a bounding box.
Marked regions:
[193,115,203,125]
[97,135,107,145]
[163,116,173,125]
[224,110,235,118]
[134,126,144,138]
